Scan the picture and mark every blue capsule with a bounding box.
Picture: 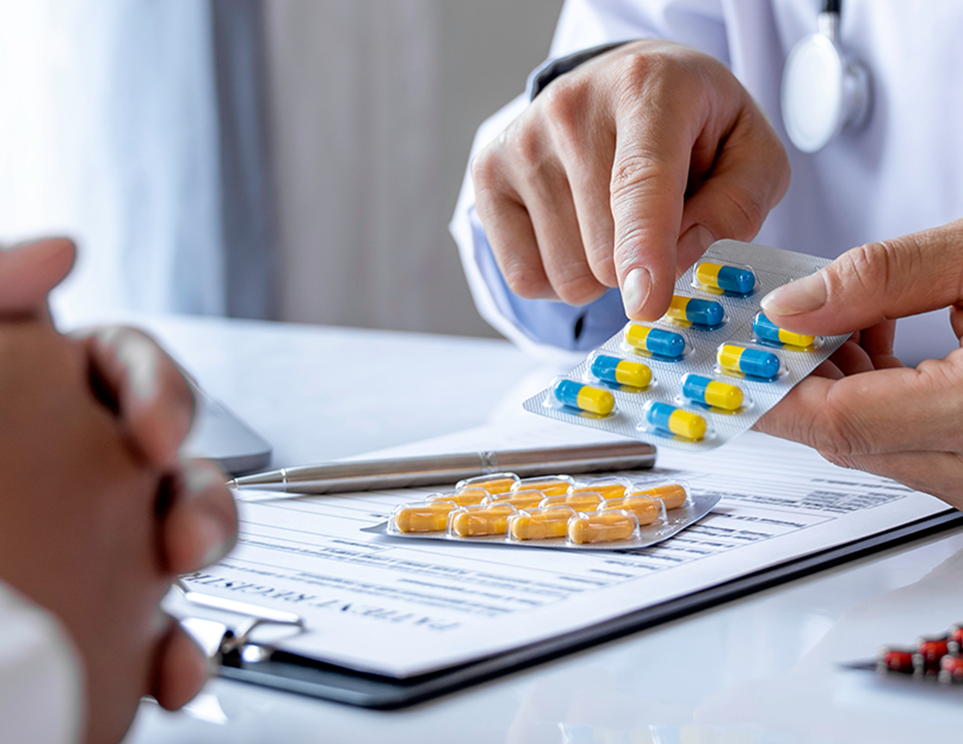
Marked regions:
[696,262,756,294]
[717,344,781,380]
[752,313,815,348]
[624,324,686,359]
[645,402,707,441]
[681,374,744,411]
[590,355,652,388]
[552,379,615,415]
[667,296,724,327]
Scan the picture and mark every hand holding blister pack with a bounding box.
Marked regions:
[523,240,851,451]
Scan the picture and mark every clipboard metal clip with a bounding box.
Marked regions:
[173,579,307,666]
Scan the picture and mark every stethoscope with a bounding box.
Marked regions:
[781,0,872,153]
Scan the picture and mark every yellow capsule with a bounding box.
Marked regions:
[602,496,660,525]
[777,328,815,348]
[448,503,517,537]
[513,475,574,497]
[483,489,544,510]
[624,324,686,359]
[590,355,652,389]
[664,295,724,326]
[427,487,488,506]
[541,492,604,512]
[753,312,815,348]
[695,262,722,289]
[646,402,707,441]
[682,374,743,411]
[717,344,780,379]
[631,484,688,510]
[508,506,575,541]
[695,262,755,294]
[572,479,630,500]
[705,380,743,410]
[455,472,520,495]
[391,500,457,533]
[553,379,615,415]
[568,510,638,545]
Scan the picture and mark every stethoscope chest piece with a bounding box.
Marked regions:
[781,9,872,153]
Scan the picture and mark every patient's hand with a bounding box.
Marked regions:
[0,238,237,744]
[757,220,963,509]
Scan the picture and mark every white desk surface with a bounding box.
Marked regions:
[117,314,963,744]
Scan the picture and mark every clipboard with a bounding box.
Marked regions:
[181,508,963,710]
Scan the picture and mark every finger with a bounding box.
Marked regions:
[951,305,963,343]
[825,338,876,376]
[163,460,237,574]
[80,326,196,467]
[151,621,211,711]
[566,163,618,287]
[539,79,619,287]
[756,351,963,455]
[838,451,963,508]
[761,220,963,335]
[862,319,904,369]
[522,173,608,306]
[610,92,689,320]
[811,358,844,380]
[473,150,557,300]
[676,106,790,271]
[0,237,76,313]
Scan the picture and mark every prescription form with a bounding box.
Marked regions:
[177,424,951,679]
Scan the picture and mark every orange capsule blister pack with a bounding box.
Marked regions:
[363,472,720,551]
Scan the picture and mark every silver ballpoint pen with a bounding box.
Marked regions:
[228,441,657,495]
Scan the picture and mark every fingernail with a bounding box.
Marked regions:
[120,335,159,401]
[761,272,828,316]
[622,268,652,318]
[185,464,237,565]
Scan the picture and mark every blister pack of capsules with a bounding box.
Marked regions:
[522,240,851,452]
[844,621,963,686]
[363,472,720,551]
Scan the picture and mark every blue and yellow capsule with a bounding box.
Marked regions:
[717,344,780,380]
[681,374,743,411]
[666,295,725,327]
[695,262,756,294]
[552,379,615,415]
[624,324,686,359]
[645,402,707,441]
[590,355,652,389]
[753,312,815,348]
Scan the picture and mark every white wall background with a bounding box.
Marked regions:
[262,0,564,337]
[0,0,565,338]
[0,1,227,322]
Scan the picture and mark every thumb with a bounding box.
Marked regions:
[0,237,76,313]
[760,221,963,336]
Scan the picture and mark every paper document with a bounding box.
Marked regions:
[177,428,948,678]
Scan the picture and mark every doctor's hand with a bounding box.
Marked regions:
[756,219,963,509]
[471,39,790,321]
[0,239,238,744]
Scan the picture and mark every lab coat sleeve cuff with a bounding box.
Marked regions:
[450,91,629,359]
[468,205,628,354]
[526,40,631,101]
[0,582,83,744]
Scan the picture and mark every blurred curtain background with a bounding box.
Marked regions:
[0,0,563,336]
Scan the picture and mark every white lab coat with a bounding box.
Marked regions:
[451,0,963,364]
[0,583,81,744]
